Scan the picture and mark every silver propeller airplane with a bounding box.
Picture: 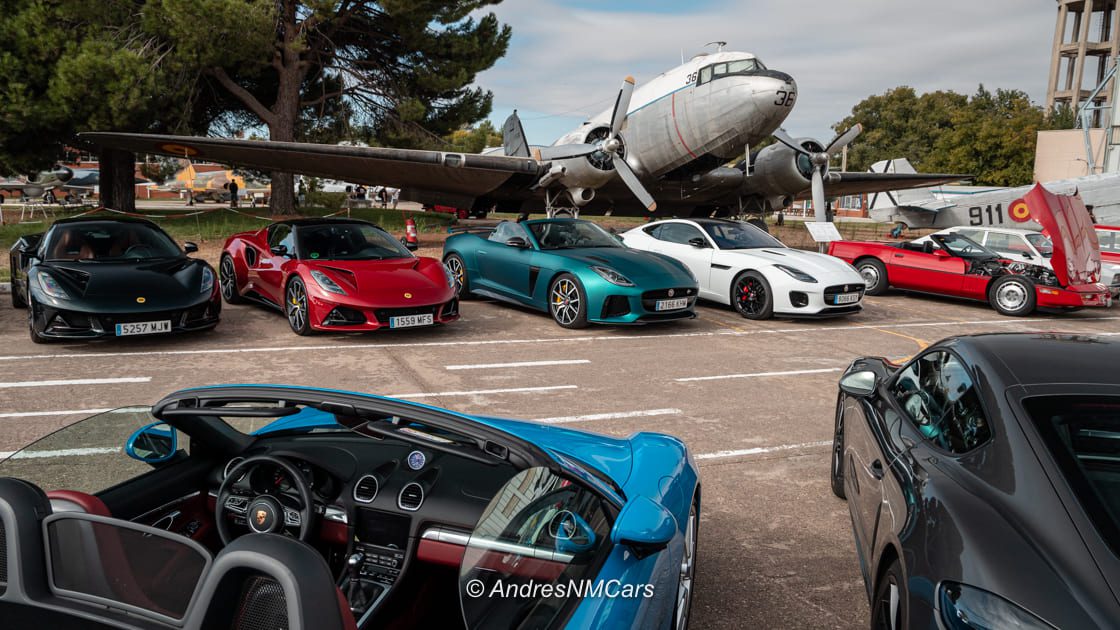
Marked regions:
[83,48,963,221]
[0,166,99,203]
[869,158,1120,228]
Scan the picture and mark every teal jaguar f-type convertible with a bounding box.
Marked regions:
[442,218,699,328]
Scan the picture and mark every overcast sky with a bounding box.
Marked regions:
[474,0,1058,145]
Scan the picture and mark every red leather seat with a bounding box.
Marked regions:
[46,490,111,516]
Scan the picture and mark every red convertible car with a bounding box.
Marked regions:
[829,184,1111,316]
[220,218,459,334]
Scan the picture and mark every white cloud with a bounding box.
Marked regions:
[475,0,1056,144]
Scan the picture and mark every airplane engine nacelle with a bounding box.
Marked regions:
[553,155,615,192]
[744,141,821,198]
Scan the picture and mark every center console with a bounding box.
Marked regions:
[342,508,411,620]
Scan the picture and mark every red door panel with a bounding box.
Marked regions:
[888,250,966,294]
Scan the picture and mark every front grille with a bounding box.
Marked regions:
[823,284,864,305]
[373,305,437,324]
[640,287,696,313]
[601,295,631,318]
[323,306,366,326]
[636,311,695,322]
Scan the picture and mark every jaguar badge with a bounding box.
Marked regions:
[668,289,675,297]
[255,509,268,527]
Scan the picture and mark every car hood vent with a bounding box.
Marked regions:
[398,482,424,511]
[353,475,379,503]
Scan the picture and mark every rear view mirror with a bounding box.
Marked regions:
[839,370,878,397]
[125,422,178,463]
[183,242,199,254]
[610,496,675,559]
[505,236,530,249]
[688,237,709,248]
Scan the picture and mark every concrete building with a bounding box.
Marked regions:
[1047,0,1120,122]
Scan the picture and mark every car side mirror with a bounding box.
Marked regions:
[183,242,199,254]
[839,370,878,397]
[505,236,530,249]
[125,422,178,464]
[270,244,289,257]
[688,237,709,248]
[933,248,950,258]
[610,496,675,559]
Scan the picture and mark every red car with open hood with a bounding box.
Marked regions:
[829,184,1111,316]
[219,218,459,334]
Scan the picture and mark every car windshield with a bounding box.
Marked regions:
[1026,233,1054,258]
[931,233,998,259]
[297,223,412,260]
[527,220,623,250]
[702,221,784,249]
[44,222,182,261]
[1024,395,1120,556]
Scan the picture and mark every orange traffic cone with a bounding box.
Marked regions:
[403,217,419,250]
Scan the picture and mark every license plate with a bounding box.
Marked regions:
[389,314,434,328]
[834,292,861,305]
[655,298,689,311]
[115,320,171,336]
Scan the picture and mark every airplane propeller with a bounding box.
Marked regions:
[772,124,863,222]
[536,76,657,212]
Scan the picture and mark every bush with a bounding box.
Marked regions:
[305,190,347,208]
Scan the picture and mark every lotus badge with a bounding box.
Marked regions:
[136,297,146,304]
[255,509,268,527]
[404,292,412,299]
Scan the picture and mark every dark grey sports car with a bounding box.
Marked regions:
[10,217,220,343]
[831,333,1120,629]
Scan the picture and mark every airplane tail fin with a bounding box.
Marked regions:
[502,110,531,158]
[866,159,940,212]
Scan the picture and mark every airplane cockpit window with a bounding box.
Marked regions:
[698,59,761,85]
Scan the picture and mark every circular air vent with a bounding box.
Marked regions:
[353,475,380,504]
[397,482,424,512]
[223,457,245,480]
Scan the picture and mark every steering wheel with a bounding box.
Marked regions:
[215,455,315,545]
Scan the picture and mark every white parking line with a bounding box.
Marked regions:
[697,440,831,460]
[389,385,578,399]
[1,316,1115,363]
[676,368,842,383]
[0,446,120,460]
[533,408,682,424]
[446,359,590,370]
[0,408,112,419]
[0,377,151,389]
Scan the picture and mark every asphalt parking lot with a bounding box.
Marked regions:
[1,292,1117,628]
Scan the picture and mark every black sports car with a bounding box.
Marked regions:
[10,217,220,342]
[831,333,1120,629]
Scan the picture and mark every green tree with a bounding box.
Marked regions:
[834,85,1056,186]
[152,0,512,214]
[443,120,502,153]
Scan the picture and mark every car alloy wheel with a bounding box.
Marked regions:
[858,258,889,295]
[549,275,587,328]
[286,279,310,334]
[219,256,243,304]
[872,560,907,630]
[995,281,1027,311]
[674,499,698,630]
[733,271,773,319]
[444,253,468,297]
[988,275,1036,316]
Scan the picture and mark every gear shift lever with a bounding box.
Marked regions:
[346,552,364,608]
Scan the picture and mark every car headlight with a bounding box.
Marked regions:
[200,267,215,294]
[939,582,1054,629]
[37,272,70,300]
[309,269,347,295]
[590,266,634,287]
[775,264,818,283]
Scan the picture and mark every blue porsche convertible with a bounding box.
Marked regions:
[443,218,699,328]
[0,385,700,630]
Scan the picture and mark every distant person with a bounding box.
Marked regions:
[391,188,400,209]
[355,185,367,200]
[44,190,57,204]
[229,180,239,208]
[891,223,906,238]
[377,187,387,208]
[297,179,307,207]
[776,209,785,226]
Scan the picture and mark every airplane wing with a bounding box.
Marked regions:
[80,132,545,207]
[792,171,970,200]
